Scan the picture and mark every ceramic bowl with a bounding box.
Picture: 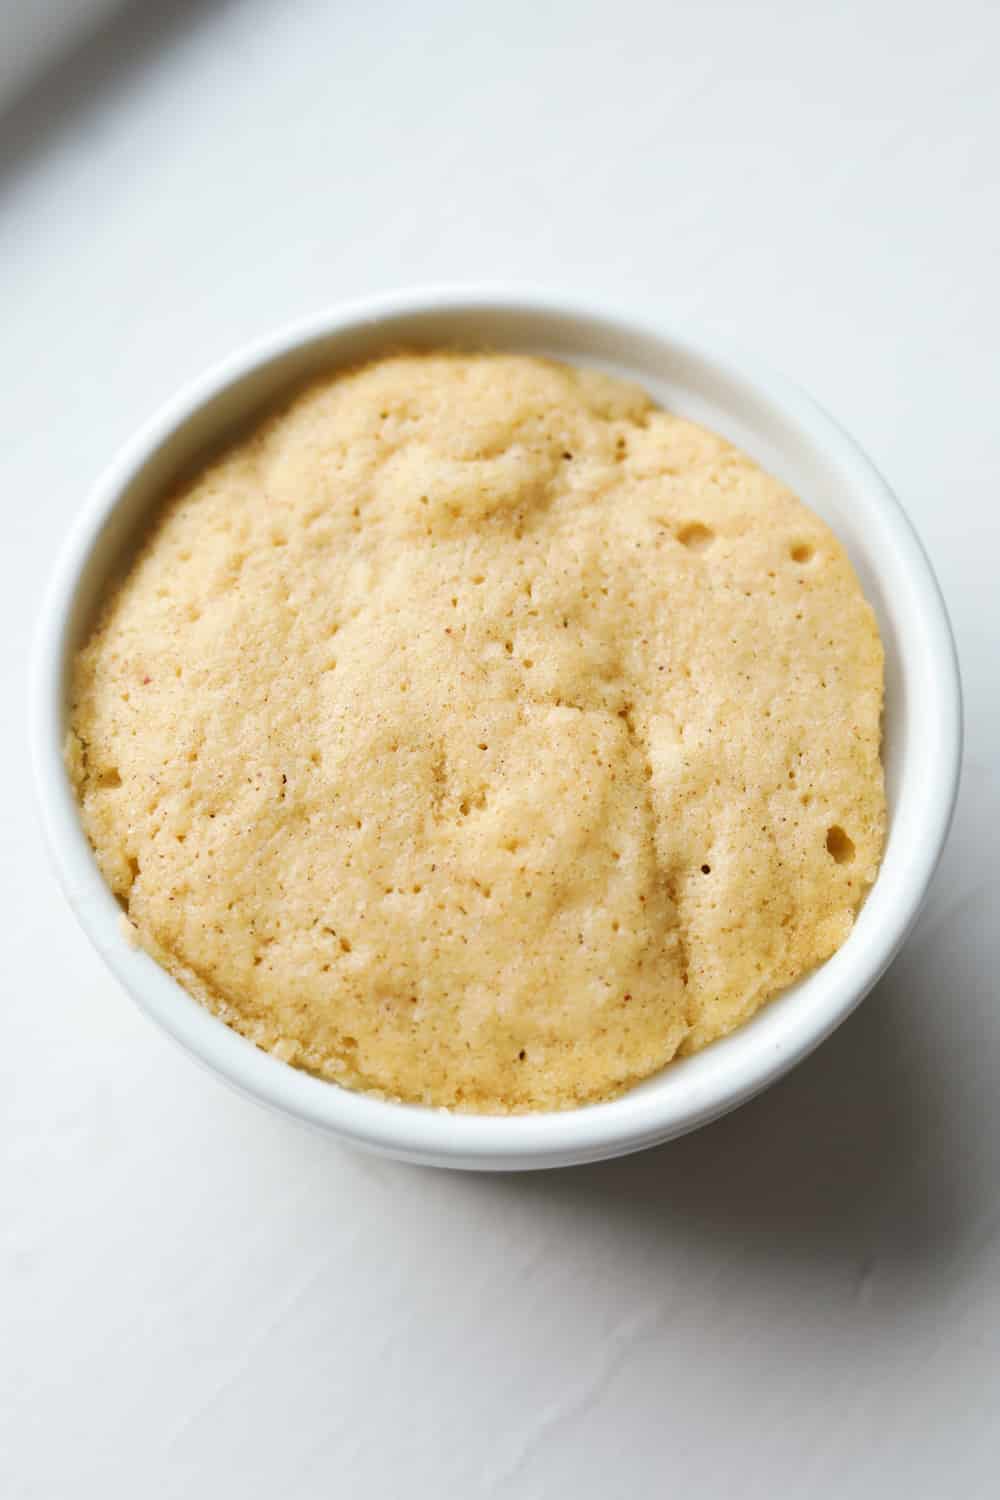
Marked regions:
[31,288,962,1169]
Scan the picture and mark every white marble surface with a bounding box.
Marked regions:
[2,1,998,1495]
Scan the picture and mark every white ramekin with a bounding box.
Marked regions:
[30,288,962,1170]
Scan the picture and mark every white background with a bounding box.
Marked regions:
[2,1,998,1495]
[0,0,129,115]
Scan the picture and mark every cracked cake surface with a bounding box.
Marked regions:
[67,353,886,1111]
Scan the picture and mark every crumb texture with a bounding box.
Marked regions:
[68,353,886,1111]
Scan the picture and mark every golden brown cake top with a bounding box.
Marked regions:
[68,353,885,1111]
